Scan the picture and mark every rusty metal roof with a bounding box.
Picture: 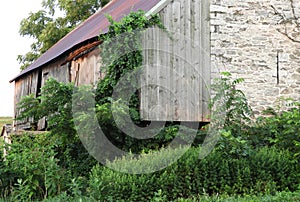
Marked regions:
[10,0,162,82]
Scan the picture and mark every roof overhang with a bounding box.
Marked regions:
[10,0,166,83]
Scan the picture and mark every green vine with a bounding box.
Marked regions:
[96,10,165,105]
[94,10,171,152]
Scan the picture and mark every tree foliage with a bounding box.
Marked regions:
[17,0,111,70]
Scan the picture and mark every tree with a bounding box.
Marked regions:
[271,0,300,43]
[17,0,111,70]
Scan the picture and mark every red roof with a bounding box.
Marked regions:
[10,0,162,82]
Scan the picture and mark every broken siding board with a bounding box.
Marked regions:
[70,60,79,85]
[71,48,101,86]
[80,48,101,86]
[148,30,156,119]
[65,41,102,64]
[147,29,155,119]
[93,48,101,84]
[185,0,191,120]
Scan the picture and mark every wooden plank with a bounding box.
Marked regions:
[144,28,157,119]
[140,30,147,119]
[76,49,101,86]
[140,0,210,122]
[158,27,171,120]
[42,56,69,85]
[64,41,101,64]
[164,6,172,120]
[14,72,38,129]
[201,0,211,121]
[172,0,181,121]
[146,28,155,119]
[196,0,202,121]
[185,0,193,121]
[179,0,188,120]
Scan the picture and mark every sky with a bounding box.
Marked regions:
[0,1,42,117]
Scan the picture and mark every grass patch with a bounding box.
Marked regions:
[0,117,13,130]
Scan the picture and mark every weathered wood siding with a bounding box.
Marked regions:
[70,48,101,86]
[14,71,39,129]
[14,55,70,130]
[42,55,70,85]
[141,0,211,122]
[14,47,102,130]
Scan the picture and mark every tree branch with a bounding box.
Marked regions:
[271,0,300,43]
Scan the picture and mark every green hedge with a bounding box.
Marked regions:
[178,191,300,202]
[2,191,300,202]
[87,146,299,201]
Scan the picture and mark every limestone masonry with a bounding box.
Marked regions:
[210,0,300,114]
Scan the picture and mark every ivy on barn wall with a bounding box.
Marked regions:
[17,11,181,153]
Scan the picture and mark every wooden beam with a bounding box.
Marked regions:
[62,40,102,65]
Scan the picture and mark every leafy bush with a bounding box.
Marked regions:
[248,102,300,156]
[177,190,300,202]
[2,133,67,201]
[207,72,253,159]
[87,146,299,201]
[16,78,77,143]
[210,72,253,130]
[16,78,97,178]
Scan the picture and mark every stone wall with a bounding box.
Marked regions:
[210,0,300,114]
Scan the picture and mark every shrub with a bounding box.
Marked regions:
[87,146,299,201]
[177,190,300,202]
[2,133,67,201]
[16,78,97,178]
[248,102,300,156]
[210,72,253,131]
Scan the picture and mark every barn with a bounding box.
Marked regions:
[10,0,211,131]
[9,0,300,131]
